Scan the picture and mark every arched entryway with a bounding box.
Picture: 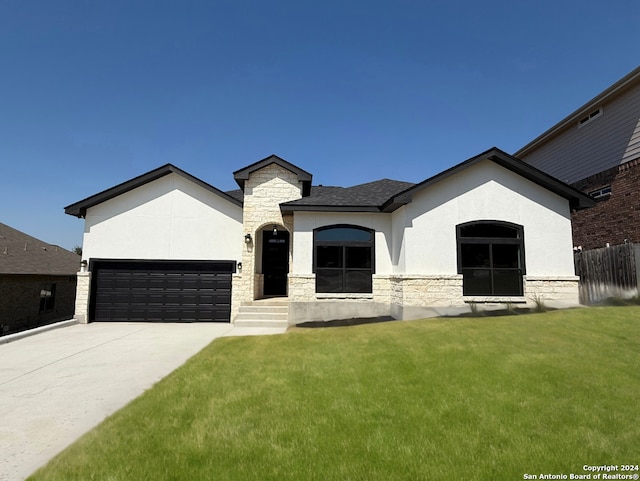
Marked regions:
[261,225,290,296]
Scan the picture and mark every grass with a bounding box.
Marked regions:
[29,306,640,481]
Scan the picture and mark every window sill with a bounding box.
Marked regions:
[463,296,527,304]
[316,293,374,300]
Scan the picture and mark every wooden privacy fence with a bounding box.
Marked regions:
[574,242,640,304]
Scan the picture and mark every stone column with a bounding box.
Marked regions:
[75,271,91,324]
[239,164,303,303]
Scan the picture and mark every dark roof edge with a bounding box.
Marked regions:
[232,154,313,195]
[382,147,595,212]
[280,204,381,213]
[64,164,242,218]
[233,154,312,181]
[488,151,596,210]
[515,65,640,157]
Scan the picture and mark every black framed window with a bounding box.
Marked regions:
[457,221,525,296]
[314,225,374,293]
[39,283,56,312]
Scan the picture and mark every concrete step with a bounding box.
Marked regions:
[233,319,289,328]
[234,300,289,329]
[235,312,288,321]
[247,298,289,306]
[237,305,289,315]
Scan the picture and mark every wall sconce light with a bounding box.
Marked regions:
[273,225,278,235]
[237,262,242,271]
[80,260,88,272]
[244,233,252,244]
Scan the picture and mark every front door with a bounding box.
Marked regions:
[262,229,290,296]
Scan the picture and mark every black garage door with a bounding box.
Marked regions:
[90,260,235,322]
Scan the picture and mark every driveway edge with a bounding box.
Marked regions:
[0,319,79,345]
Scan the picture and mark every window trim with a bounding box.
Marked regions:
[456,221,526,296]
[39,283,56,312]
[313,224,375,293]
[589,185,612,199]
[578,106,603,128]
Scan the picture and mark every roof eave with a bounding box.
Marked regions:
[487,153,596,210]
[233,154,313,192]
[64,164,242,218]
[384,147,595,211]
[516,65,640,157]
[280,204,381,213]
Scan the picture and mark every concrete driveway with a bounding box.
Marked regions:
[0,321,285,481]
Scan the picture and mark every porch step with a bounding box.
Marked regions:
[234,301,289,328]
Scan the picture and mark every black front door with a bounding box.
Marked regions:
[262,230,289,296]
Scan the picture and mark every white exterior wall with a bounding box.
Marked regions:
[291,212,393,275]
[288,160,579,323]
[396,160,575,277]
[82,173,243,262]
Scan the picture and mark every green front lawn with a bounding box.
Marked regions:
[30,307,640,481]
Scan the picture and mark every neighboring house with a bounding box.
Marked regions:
[0,223,80,335]
[516,66,640,250]
[64,148,594,326]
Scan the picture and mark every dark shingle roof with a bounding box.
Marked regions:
[0,223,81,275]
[281,179,415,212]
[225,189,244,202]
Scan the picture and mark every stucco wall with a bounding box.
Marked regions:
[396,160,575,277]
[287,160,579,323]
[291,212,393,275]
[82,173,243,262]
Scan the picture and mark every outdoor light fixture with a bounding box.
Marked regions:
[244,233,252,244]
[273,225,278,235]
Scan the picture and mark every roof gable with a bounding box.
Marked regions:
[232,154,313,195]
[65,164,242,218]
[382,147,595,212]
[0,223,80,275]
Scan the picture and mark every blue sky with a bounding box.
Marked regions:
[1,0,639,250]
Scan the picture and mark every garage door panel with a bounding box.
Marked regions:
[181,278,200,289]
[92,261,233,322]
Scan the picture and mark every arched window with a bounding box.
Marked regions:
[456,221,525,296]
[313,225,375,293]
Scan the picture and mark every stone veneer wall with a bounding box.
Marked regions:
[288,273,581,324]
[74,271,91,324]
[235,164,302,315]
[288,274,392,323]
[390,275,468,320]
[523,276,580,308]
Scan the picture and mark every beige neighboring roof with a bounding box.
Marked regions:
[516,65,640,158]
[0,223,80,275]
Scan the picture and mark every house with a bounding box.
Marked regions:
[515,66,640,250]
[64,148,594,326]
[0,223,80,335]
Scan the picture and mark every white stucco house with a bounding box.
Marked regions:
[65,148,594,326]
